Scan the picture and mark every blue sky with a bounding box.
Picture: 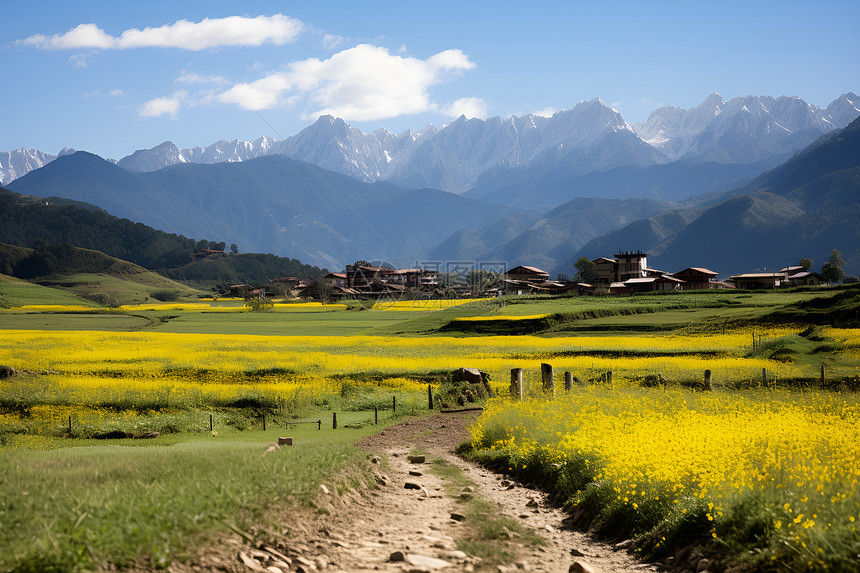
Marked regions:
[2,0,858,159]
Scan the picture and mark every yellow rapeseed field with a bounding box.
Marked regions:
[471,387,860,568]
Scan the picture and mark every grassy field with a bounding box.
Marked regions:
[1,283,859,571]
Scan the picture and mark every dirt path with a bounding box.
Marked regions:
[178,413,662,573]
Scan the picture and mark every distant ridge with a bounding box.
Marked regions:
[5,93,857,200]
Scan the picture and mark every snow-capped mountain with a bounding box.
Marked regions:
[4,93,858,192]
[826,92,860,127]
[633,93,853,163]
[117,137,278,172]
[0,148,57,185]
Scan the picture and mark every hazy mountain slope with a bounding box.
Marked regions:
[9,153,510,270]
[553,208,704,276]
[465,157,771,209]
[426,211,543,262]
[571,117,860,277]
[478,197,678,272]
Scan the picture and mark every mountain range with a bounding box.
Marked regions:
[3,92,859,278]
[8,152,518,270]
[3,93,857,198]
[565,116,860,277]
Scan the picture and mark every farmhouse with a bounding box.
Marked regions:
[729,273,788,289]
[785,271,828,286]
[505,265,551,283]
[672,267,720,290]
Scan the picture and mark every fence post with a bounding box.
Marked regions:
[606,370,613,386]
[393,396,396,413]
[317,419,321,431]
[541,363,555,397]
[762,368,767,387]
[820,364,825,385]
[69,414,72,435]
[332,412,337,430]
[209,414,213,432]
[262,416,266,431]
[564,372,573,392]
[428,384,433,410]
[704,369,712,391]
[510,368,523,400]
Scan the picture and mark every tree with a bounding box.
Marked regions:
[230,243,239,255]
[828,249,845,268]
[466,269,500,294]
[557,272,570,282]
[821,249,846,283]
[798,258,813,271]
[821,263,845,283]
[573,257,598,284]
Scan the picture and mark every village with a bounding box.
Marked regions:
[222,249,831,300]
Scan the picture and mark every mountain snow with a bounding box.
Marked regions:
[3,93,858,189]
[0,148,57,185]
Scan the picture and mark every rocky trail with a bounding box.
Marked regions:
[172,413,662,573]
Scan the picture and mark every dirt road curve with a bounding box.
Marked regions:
[175,413,662,573]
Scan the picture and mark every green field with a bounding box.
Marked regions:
[1,280,859,572]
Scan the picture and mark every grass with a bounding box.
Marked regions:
[0,276,99,309]
[0,423,386,572]
[2,285,859,571]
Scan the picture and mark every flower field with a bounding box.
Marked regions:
[470,387,860,570]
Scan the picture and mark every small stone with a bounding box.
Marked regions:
[613,539,633,550]
[525,498,538,508]
[569,561,597,573]
[569,548,587,557]
[265,445,280,454]
[371,457,380,464]
[319,484,331,495]
[450,513,465,522]
[266,567,283,573]
[277,437,293,446]
[404,482,421,490]
[407,455,426,464]
[390,551,406,562]
[239,552,265,572]
[409,470,423,477]
[405,554,452,569]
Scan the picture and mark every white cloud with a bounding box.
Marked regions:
[177,71,229,85]
[108,89,125,97]
[139,91,187,118]
[532,107,559,118]
[218,44,477,122]
[441,97,488,119]
[322,34,343,50]
[20,14,303,51]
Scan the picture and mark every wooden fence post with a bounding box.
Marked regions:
[69,414,72,435]
[428,384,433,410]
[606,370,613,386]
[209,414,213,432]
[704,369,712,391]
[541,363,554,397]
[762,368,767,387]
[375,407,378,425]
[393,396,396,413]
[820,364,825,385]
[510,368,523,400]
[262,416,266,431]
[564,372,573,392]
[333,412,337,430]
